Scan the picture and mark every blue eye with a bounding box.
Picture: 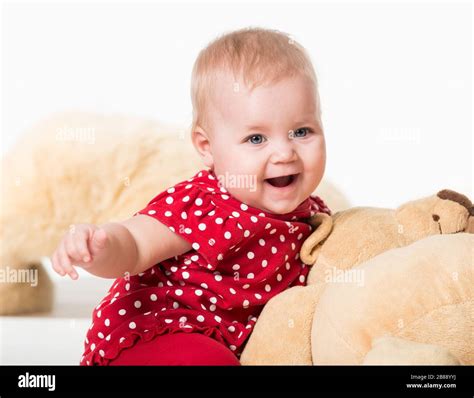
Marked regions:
[247,134,266,145]
[292,128,312,138]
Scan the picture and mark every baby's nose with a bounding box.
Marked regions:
[270,142,297,163]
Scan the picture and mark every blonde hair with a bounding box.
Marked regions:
[190,27,321,133]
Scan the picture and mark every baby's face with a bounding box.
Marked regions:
[197,72,326,214]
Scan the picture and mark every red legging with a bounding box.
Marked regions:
[109,333,241,366]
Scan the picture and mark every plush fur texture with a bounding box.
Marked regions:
[240,191,473,365]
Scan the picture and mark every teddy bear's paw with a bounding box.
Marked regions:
[362,336,461,365]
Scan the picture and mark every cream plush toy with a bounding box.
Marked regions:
[0,111,349,315]
[240,190,474,365]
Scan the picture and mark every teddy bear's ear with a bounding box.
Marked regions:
[300,213,333,265]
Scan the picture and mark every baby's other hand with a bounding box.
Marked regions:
[51,224,109,280]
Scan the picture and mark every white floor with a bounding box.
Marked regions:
[0,265,112,365]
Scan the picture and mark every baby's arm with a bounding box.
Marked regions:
[51,215,191,279]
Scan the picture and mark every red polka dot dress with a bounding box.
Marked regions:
[80,169,331,365]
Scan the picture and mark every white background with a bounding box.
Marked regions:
[2,0,472,208]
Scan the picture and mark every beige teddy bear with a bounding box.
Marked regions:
[240,190,473,365]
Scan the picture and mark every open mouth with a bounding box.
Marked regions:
[264,174,299,188]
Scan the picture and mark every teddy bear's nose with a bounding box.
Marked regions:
[432,214,440,222]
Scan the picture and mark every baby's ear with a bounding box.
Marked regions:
[191,126,214,168]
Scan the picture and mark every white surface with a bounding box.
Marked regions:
[1,2,472,206]
[0,276,112,365]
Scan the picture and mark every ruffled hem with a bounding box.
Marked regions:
[81,322,232,366]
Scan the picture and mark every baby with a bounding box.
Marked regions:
[51,27,331,366]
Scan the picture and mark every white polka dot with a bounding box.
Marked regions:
[297,233,304,240]
[214,315,222,322]
[129,322,136,329]
[262,259,268,267]
[118,309,126,316]
[195,289,203,296]
[232,211,240,217]
[184,228,192,234]
[197,315,205,322]
[195,198,203,206]
[277,274,282,281]
[90,343,96,351]
[99,350,105,357]
[125,283,130,291]
[173,301,179,309]
[224,231,232,239]
[150,294,157,301]
[182,196,190,202]
[221,194,229,200]
[270,228,277,234]
[171,266,178,272]
[185,184,192,189]
[97,310,102,318]
[232,264,240,271]
[192,242,200,250]
[191,254,199,262]
[208,238,215,245]
[228,325,236,332]
[169,226,175,232]
[201,282,208,289]
[98,332,104,339]
[164,319,173,324]
[164,211,172,217]
[175,289,183,296]
[181,211,187,220]
[104,319,110,327]
[244,230,251,237]
[217,253,224,261]
[265,223,272,229]
[286,262,291,270]
[299,275,306,283]
[148,210,156,215]
[259,239,265,246]
[229,288,236,294]
[240,203,248,211]
[265,284,271,292]
[247,251,255,259]
[250,216,258,223]
[214,274,223,282]
[167,187,175,193]
[255,293,262,299]
[271,246,278,254]
[215,217,223,224]
[291,243,296,251]
[242,284,250,289]
[209,304,216,311]
[105,334,111,341]
[280,235,286,242]
[179,316,187,323]
[208,210,216,216]
[182,271,190,279]
[134,300,141,308]
[166,197,173,204]
[210,297,217,304]
[230,345,237,351]
[247,273,254,279]
[243,300,250,308]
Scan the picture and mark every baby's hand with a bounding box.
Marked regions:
[51,224,109,280]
